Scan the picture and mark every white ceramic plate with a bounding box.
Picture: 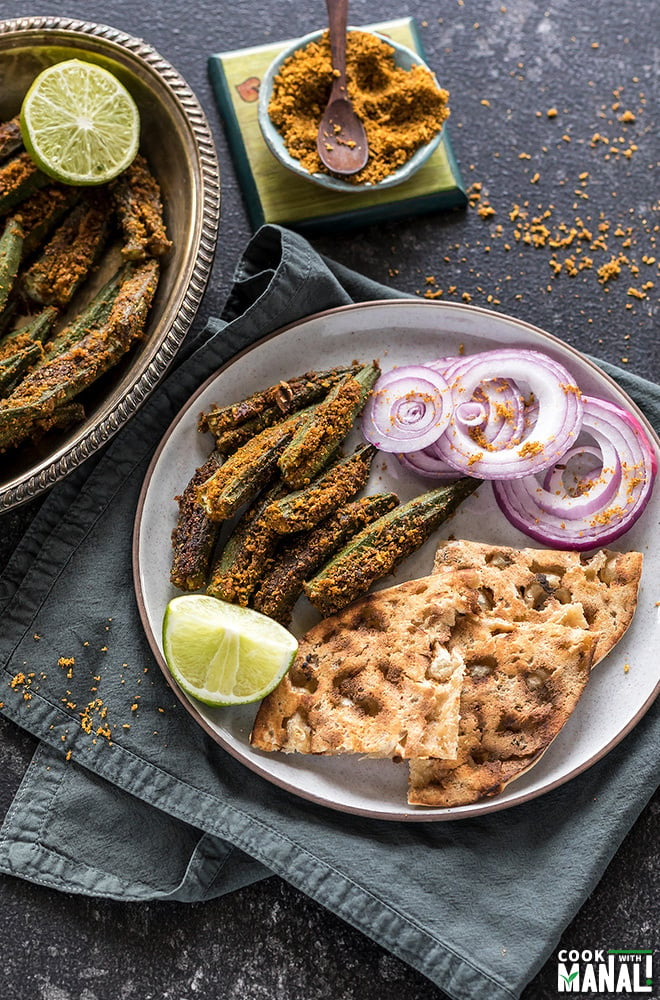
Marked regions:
[133,300,660,821]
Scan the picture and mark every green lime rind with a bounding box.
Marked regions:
[20,58,140,186]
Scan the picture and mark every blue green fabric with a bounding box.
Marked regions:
[0,225,657,1000]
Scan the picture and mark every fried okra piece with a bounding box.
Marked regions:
[9,184,80,256]
[0,118,23,161]
[207,480,290,606]
[170,450,224,591]
[29,401,86,440]
[253,492,399,624]
[0,341,44,397]
[0,152,48,216]
[196,410,309,522]
[277,362,380,489]
[304,478,482,617]
[42,266,125,361]
[262,443,377,534]
[111,154,172,260]
[23,195,111,307]
[0,216,24,313]
[0,258,159,451]
[0,306,59,352]
[198,365,361,444]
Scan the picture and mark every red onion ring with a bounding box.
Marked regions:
[432,349,584,479]
[469,378,527,447]
[361,365,452,453]
[492,395,657,549]
[396,378,528,481]
[538,444,619,518]
[396,449,462,481]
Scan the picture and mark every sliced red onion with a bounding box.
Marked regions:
[361,365,452,453]
[395,377,528,482]
[396,448,462,481]
[538,444,619,519]
[430,356,530,450]
[470,378,527,447]
[492,395,657,549]
[432,349,584,479]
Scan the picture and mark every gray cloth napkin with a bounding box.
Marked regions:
[0,224,658,1000]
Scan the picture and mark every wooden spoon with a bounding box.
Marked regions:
[316,0,369,175]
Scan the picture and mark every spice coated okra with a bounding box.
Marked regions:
[0,215,23,312]
[0,117,23,162]
[0,305,59,352]
[9,184,80,257]
[197,409,311,521]
[0,341,44,397]
[0,122,169,455]
[263,442,377,534]
[111,154,172,261]
[0,306,57,363]
[206,479,290,606]
[0,151,47,216]
[30,400,86,440]
[41,265,126,361]
[0,257,160,451]
[304,477,482,617]
[170,363,484,622]
[277,361,380,489]
[204,369,361,455]
[23,195,111,307]
[170,449,224,591]
[198,365,361,442]
[253,491,400,625]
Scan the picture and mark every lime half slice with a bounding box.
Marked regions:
[162,595,298,707]
[20,58,140,185]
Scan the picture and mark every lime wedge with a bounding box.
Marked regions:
[162,595,298,707]
[20,59,140,185]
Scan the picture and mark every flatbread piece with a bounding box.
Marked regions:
[407,619,596,807]
[251,570,479,760]
[432,539,642,665]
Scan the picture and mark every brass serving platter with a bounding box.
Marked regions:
[0,16,220,510]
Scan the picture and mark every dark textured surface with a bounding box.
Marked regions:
[0,1,658,998]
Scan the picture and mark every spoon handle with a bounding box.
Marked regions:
[326,0,349,95]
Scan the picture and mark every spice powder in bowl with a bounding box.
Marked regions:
[263,29,450,188]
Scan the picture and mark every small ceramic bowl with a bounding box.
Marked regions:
[0,16,220,510]
[258,27,447,193]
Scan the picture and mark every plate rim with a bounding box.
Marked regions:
[133,298,660,822]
